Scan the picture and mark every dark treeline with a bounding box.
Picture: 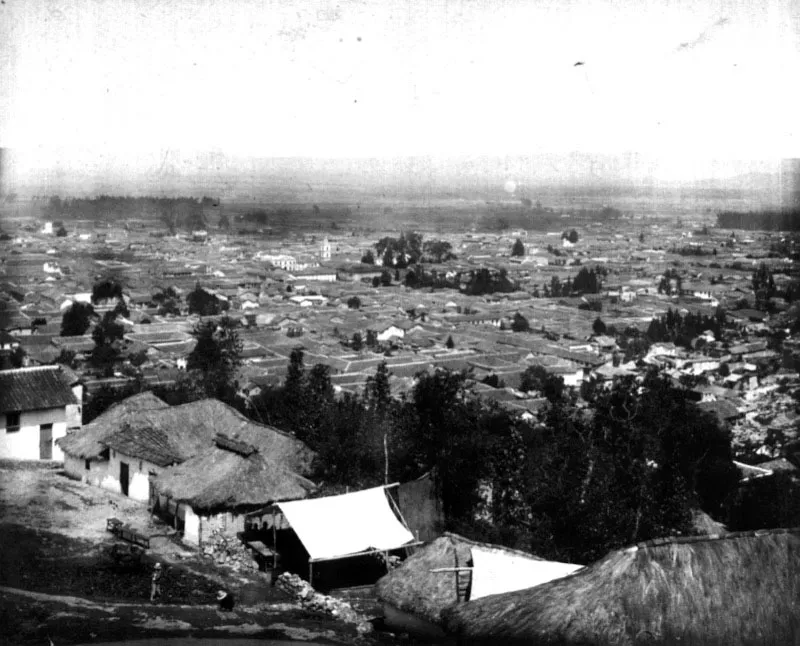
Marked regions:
[44,195,211,233]
[717,209,800,231]
[482,205,623,232]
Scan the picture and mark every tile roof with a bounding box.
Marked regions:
[0,366,78,413]
[103,424,182,467]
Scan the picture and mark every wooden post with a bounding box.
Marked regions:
[454,545,460,602]
[384,433,389,485]
[272,508,278,573]
[308,561,313,586]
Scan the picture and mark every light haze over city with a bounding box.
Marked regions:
[2,0,799,195]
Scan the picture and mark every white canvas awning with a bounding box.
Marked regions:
[276,486,416,562]
[469,546,583,600]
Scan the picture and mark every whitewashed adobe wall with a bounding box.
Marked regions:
[105,449,164,502]
[0,407,67,460]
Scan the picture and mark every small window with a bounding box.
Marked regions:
[85,459,91,471]
[139,460,143,472]
[6,412,20,433]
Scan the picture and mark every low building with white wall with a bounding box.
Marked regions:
[0,365,82,461]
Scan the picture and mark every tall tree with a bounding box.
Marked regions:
[186,317,242,400]
[511,238,525,257]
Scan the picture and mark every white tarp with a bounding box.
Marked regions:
[469,546,583,600]
[276,486,415,561]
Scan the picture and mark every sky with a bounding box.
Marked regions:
[1,0,799,192]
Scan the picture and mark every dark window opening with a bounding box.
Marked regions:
[85,459,91,471]
[6,412,20,433]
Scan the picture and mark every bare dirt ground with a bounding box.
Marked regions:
[0,462,411,645]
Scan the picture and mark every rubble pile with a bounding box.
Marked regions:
[276,572,372,634]
[200,529,258,572]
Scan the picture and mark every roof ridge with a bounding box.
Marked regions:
[0,365,61,374]
[635,526,800,550]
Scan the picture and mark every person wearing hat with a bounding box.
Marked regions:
[216,589,235,611]
[150,562,163,602]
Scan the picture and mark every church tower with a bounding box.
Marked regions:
[321,236,331,261]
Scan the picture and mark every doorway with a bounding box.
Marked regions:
[39,424,53,460]
[120,461,130,496]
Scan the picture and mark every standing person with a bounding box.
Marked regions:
[150,562,163,602]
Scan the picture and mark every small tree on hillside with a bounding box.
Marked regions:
[511,312,530,332]
[593,317,607,335]
[361,250,375,264]
[352,332,363,351]
[511,238,525,257]
[347,296,362,309]
[446,335,455,349]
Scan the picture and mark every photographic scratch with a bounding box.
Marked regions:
[676,17,729,52]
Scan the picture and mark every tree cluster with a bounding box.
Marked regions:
[248,359,741,562]
[92,279,124,304]
[375,232,423,268]
[561,229,579,244]
[752,262,776,309]
[534,267,603,298]
[658,268,683,296]
[462,267,516,296]
[646,307,725,348]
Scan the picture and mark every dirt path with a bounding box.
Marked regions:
[0,586,351,645]
[0,463,410,645]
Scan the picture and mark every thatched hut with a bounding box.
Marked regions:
[57,395,315,502]
[443,528,800,646]
[152,433,317,546]
[58,391,168,486]
[375,533,581,639]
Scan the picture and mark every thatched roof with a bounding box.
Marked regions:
[152,441,317,513]
[57,392,168,459]
[57,395,315,475]
[375,533,544,626]
[443,528,800,646]
[691,508,729,536]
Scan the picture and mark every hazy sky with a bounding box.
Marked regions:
[2,0,799,190]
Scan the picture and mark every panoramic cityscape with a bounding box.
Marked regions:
[1,0,800,645]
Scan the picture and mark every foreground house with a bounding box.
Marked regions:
[153,433,317,546]
[0,365,82,460]
[58,391,169,488]
[58,395,315,508]
[443,528,800,645]
[376,533,582,639]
